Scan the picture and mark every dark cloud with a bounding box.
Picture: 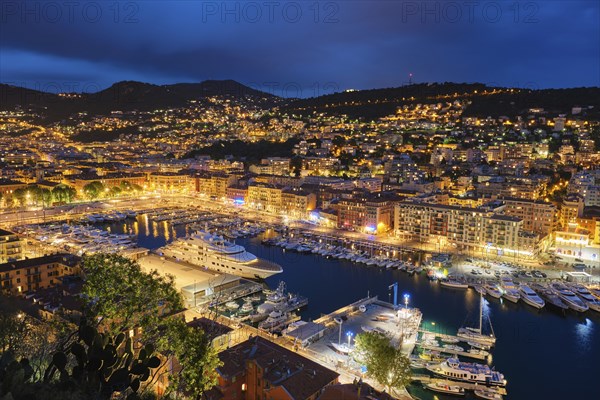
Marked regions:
[0,0,598,96]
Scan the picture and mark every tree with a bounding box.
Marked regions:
[110,186,122,197]
[354,332,411,394]
[0,309,27,355]
[13,188,28,207]
[83,181,104,200]
[81,253,183,337]
[39,188,52,207]
[81,254,220,399]
[52,184,77,204]
[290,156,303,177]
[163,318,222,399]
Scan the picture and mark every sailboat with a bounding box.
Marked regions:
[457,292,496,346]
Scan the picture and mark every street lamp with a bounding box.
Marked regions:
[403,294,410,309]
[346,331,353,348]
[335,317,343,345]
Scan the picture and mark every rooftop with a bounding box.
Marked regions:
[218,336,339,399]
[0,254,80,273]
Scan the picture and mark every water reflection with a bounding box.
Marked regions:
[575,318,594,352]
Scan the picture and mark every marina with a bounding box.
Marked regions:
[10,208,600,399]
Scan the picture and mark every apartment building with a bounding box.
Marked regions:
[337,192,396,233]
[0,229,23,263]
[247,183,283,214]
[497,197,556,236]
[281,188,317,219]
[0,253,80,295]
[394,202,524,255]
[148,172,191,192]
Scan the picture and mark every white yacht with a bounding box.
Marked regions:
[258,310,296,332]
[569,284,600,312]
[484,283,503,299]
[440,278,469,289]
[426,358,506,386]
[519,284,545,309]
[157,232,283,279]
[424,382,465,396]
[499,277,520,303]
[550,283,589,312]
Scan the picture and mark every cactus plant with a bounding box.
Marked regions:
[43,319,161,399]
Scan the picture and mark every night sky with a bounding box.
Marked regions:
[1,1,598,97]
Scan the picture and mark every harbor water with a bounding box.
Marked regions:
[102,217,598,399]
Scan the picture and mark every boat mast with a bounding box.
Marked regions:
[478,291,483,333]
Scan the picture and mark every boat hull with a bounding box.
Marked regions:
[521,296,544,309]
[424,383,465,396]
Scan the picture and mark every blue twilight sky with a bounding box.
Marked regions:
[0,0,598,97]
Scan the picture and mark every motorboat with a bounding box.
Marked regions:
[440,335,461,344]
[499,277,520,303]
[239,301,254,314]
[443,344,464,353]
[569,284,600,312]
[484,283,503,299]
[467,348,490,357]
[474,388,504,399]
[426,358,506,386]
[519,284,545,309]
[225,301,239,310]
[423,381,465,396]
[419,350,446,362]
[440,279,469,289]
[550,282,589,312]
[330,342,352,354]
[468,342,491,351]
[530,283,569,313]
[258,309,289,331]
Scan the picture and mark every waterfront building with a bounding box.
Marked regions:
[394,201,529,256]
[554,223,600,262]
[247,183,283,214]
[226,184,248,204]
[281,187,317,219]
[195,172,238,199]
[338,192,396,233]
[148,171,192,193]
[496,197,556,236]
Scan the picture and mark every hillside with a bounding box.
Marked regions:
[280,83,600,120]
[0,80,281,120]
